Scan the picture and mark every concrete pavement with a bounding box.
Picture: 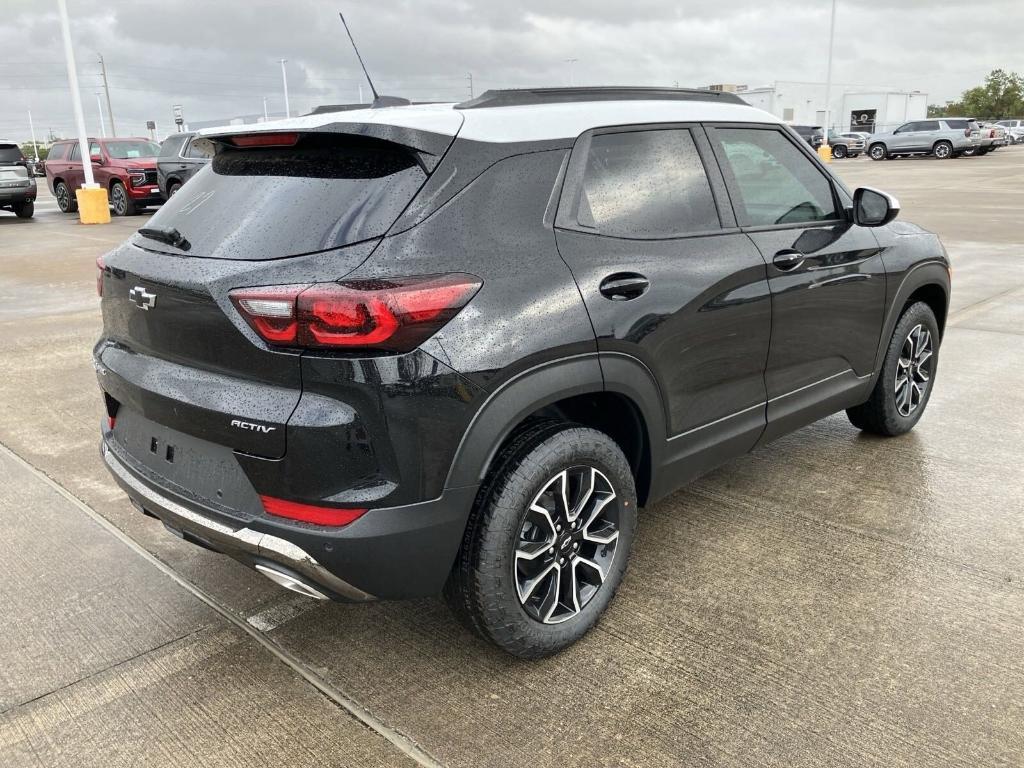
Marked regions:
[1,151,1022,766]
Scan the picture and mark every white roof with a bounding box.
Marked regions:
[199,98,780,145]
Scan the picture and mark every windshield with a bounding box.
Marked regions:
[0,145,25,164]
[104,140,159,159]
[137,133,427,260]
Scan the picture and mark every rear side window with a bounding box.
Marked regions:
[575,129,720,238]
[711,128,838,227]
[140,133,427,259]
[185,138,214,159]
[48,143,68,161]
[68,144,80,161]
[159,134,187,157]
[919,121,941,131]
[944,119,968,130]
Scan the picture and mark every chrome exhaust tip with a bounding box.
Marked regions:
[255,564,330,601]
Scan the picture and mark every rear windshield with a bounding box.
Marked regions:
[0,144,25,164]
[138,133,426,259]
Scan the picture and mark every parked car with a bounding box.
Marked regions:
[995,119,1024,144]
[841,131,872,143]
[826,130,864,158]
[965,122,1008,155]
[0,141,36,218]
[791,124,824,148]
[157,131,214,198]
[867,118,981,160]
[95,87,951,658]
[44,137,162,216]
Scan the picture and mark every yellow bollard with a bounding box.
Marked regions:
[76,186,111,224]
[817,144,833,163]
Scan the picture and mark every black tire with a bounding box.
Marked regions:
[868,143,887,160]
[167,181,182,197]
[832,144,847,159]
[961,147,977,157]
[847,302,940,436]
[110,181,137,216]
[13,200,34,219]
[933,141,953,159]
[444,421,637,659]
[54,180,77,213]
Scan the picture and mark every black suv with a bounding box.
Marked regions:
[95,88,950,658]
[156,131,213,198]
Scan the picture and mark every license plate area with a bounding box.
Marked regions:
[110,407,263,521]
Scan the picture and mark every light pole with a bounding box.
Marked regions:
[279,59,290,118]
[263,96,269,121]
[27,110,39,164]
[95,93,106,136]
[564,58,578,87]
[820,0,838,161]
[57,0,108,222]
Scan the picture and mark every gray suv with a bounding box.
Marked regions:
[867,118,981,160]
[156,132,214,198]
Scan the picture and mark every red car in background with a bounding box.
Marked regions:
[44,137,162,216]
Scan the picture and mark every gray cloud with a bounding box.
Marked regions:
[1,0,1021,141]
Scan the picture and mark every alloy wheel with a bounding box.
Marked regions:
[895,323,933,417]
[514,466,620,625]
[112,184,127,215]
[935,143,952,159]
[56,183,70,211]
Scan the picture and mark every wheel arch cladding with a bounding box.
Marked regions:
[872,261,950,384]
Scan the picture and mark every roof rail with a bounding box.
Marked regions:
[455,86,746,110]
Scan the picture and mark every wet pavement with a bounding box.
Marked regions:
[1,151,1022,766]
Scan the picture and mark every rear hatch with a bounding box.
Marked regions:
[98,129,445,461]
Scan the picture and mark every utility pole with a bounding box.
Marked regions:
[262,96,269,121]
[27,110,39,163]
[564,58,578,87]
[821,0,838,160]
[467,72,474,99]
[279,59,290,118]
[95,93,106,136]
[97,53,116,136]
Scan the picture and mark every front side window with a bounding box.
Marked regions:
[919,121,941,132]
[712,128,838,227]
[576,129,720,238]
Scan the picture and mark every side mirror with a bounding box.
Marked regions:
[853,187,899,227]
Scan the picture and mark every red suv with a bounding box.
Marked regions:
[45,137,162,216]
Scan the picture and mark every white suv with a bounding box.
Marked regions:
[996,119,1024,144]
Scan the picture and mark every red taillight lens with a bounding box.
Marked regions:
[96,256,105,297]
[230,275,481,352]
[229,132,300,147]
[260,495,367,526]
[965,128,971,137]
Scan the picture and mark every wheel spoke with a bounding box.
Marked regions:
[574,556,606,584]
[568,467,596,523]
[583,521,619,546]
[541,565,562,622]
[515,539,552,562]
[528,503,558,540]
[518,562,557,604]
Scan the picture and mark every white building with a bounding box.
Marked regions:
[738,81,928,134]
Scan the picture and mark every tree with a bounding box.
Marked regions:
[21,142,48,161]
[958,69,1024,118]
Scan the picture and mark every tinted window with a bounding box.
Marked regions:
[919,121,941,131]
[89,142,102,160]
[0,144,24,163]
[944,119,968,129]
[185,137,215,159]
[138,133,426,260]
[576,129,720,238]
[48,143,68,160]
[159,134,187,157]
[68,144,80,161]
[712,128,838,227]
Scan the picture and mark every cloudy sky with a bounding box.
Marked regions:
[2,0,1021,142]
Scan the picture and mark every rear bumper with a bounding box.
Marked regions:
[100,436,478,600]
[0,187,35,204]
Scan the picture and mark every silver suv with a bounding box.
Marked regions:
[867,118,981,160]
[996,119,1024,144]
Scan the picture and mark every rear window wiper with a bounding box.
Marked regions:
[138,225,191,251]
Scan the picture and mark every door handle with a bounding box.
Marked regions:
[599,273,649,301]
[773,249,805,271]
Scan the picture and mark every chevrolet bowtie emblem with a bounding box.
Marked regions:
[128,285,157,310]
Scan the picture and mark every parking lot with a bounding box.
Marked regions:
[2,149,1023,767]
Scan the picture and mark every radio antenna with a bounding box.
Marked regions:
[338,11,380,103]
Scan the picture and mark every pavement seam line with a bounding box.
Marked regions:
[0,440,446,768]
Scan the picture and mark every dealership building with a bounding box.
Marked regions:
[709,81,928,134]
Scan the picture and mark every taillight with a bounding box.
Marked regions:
[964,128,971,137]
[260,495,367,526]
[96,256,105,297]
[229,133,299,148]
[229,274,481,353]
[990,129,996,138]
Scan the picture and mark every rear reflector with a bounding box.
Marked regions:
[229,132,300,148]
[260,495,367,527]
[229,274,481,353]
